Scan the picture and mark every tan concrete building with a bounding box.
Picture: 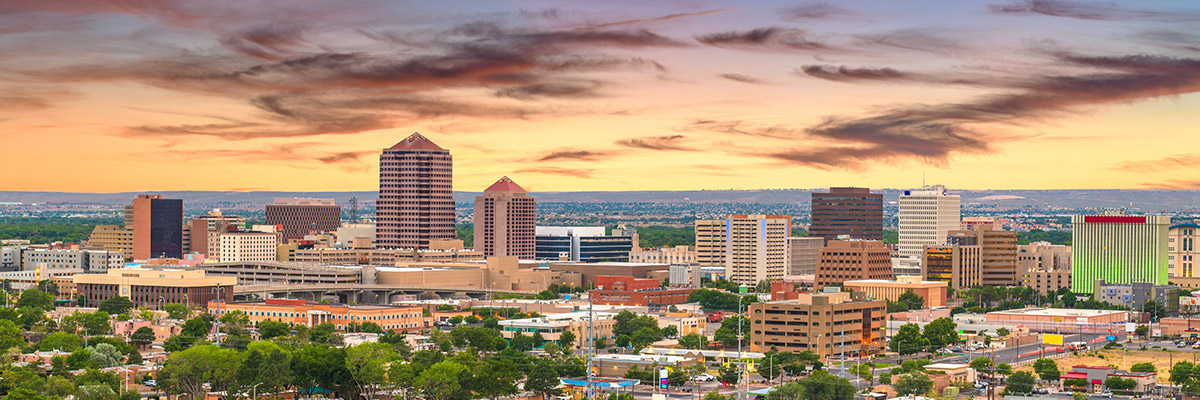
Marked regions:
[544,261,668,288]
[844,276,948,308]
[948,225,1018,287]
[375,257,574,292]
[85,225,134,260]
[788,237,824,276]
[749,291,886,360]
[293,246,483,265]
[74,268,236,308]
[209,298,429,332]
[499,311,617,347]
[197,262,362,285]
[474,176,536,259]
[215,232,279,263]
[265,198,341,239]
[815,240,893,289]
[1018,242,1072,294]
[629,246,697,265]
[724,214,791,286]
[187,210,245,256]
[922,245,982,291]
[694,219,726,269]
[1170,222,1199,278]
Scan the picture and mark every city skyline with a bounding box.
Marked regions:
[4,1,1200,192]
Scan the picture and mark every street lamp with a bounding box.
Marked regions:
[251,382,263,400]
[212,286,224,346]
[736,294,744,400]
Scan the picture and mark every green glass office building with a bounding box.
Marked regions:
[1070,214,1170,294]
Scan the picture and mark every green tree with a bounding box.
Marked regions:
[559,329,577,348]
[1005,371,1036,394]
[969,357,993,372]
[678,333,708,349]
[257,319,290,340]
[922,317,959,348]
[291,344,352,398]
[158,345,240,400]
[1062,291,1077,307]
[476,358,521,400]
[719,364,739,384]
[898,290,925,310]
[766,371,855,400]
[1106,376,1137,390]
[17,288,54,310]
[39,331,83,352]
[309,323,343,346]
[90,343,123,368]
[631,327,662,349]
[1135,325,1149,338]
[996,327,1011,337]
[130,327,156,348]
[890,323,928,355]
[0,319,28,353]
[416,361,467,400]
[98,296,133,315]
[1131,362,1156,373]
[704,390,730,400]
[163,303,190,320]
[1033,358,1060,381]
[345,342,396,400]
[894,372,934,397]
[1171,361,1196,385]
[1073,392,1089,400]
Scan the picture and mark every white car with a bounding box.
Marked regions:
[693,374,716,382]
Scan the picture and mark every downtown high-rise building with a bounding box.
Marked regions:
[898,185,961,261]
[474,176,536,259]
[724,214,791,286]
[130,194,183,260]
[948,225,1018,286]
[809,187,883,241]
[1071,212,1169,294]
[377,133,456,249]
[265,198,341,239]
[1169,222,1199,278]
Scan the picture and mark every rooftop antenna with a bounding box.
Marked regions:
[347,197,359,222]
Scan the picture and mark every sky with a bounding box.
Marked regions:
[3,0,1200,193]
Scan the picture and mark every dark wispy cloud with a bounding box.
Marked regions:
[514,166,594,178]
[758,53,1200,170]
[797,65,910,82]
[682,119,798,139]
[717,73,763,84]
[318,151,377,164]
[537,149,612,162]
[495,81,603,100]
[1113,153,1200,172]
[695,27,831,51]
[616,135,696,151]
[782,3,855,21]
[989,0,1200,23]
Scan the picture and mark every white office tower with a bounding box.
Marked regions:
[898,185,961,261]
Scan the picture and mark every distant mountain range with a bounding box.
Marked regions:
[2,189,1200,211]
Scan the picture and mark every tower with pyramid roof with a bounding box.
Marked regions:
[377,132,456,249]
[474,176,536,259]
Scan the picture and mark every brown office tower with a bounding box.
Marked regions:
[265,198,341,239]
[749,291,885,360]
[949,225,1018,286]
[474,176,536,259]
[810,187,883,241]
[377,132,456,249]
[814,240,893,289]
[130,194,183,260]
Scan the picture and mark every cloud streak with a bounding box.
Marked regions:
[990,0,1200,23]
[537,149,612,162]
[695,27,831,51]
[717,73,763,84]
[616,135,696,151]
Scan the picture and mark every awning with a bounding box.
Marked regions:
[1091,379,1102,384]
[1061,372,1089,380]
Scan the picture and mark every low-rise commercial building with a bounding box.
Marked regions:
[209,298,429,332]
[589,275,694,308]
[1092,279,1179,317]
[196,262,362,285]
[815,240,893,289]
[984,308,1128,328]
[215,232,279,263]
[75,268,235,308]
[748,291,886,360]
[843,276,948,308]
[22,248,124,273]
[629,246,697,265]
[592,354,696,378]
[499,311,617,348]
[535,226,634,262]
[1060,366,1156,394]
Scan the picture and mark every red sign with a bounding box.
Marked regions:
[1084,216,1146,224]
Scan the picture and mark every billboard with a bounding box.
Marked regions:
[659,368,668,390]
[1125,323,1137,333]
[1043,334,1064,345]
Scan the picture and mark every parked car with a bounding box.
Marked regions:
[694,374,716,382]
[1100,391,1112,397]
[145,380,156,387]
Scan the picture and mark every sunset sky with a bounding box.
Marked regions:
[4,0,1200,193]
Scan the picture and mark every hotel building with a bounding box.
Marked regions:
[1071,213,1170,294]
[377,133,456,249]
[474,177,536,259]
[814,240,893,289]
[898,185,961,261]
[921,244,982,291]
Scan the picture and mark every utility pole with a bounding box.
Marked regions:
[737,295,744,400]
[587,293,595,400]
[213,285,224,346]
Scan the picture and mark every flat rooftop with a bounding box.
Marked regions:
[988,308,1126,317]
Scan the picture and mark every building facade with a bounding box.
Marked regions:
[215,232,279,263]
[74,268,235,308]
[130,194,184,260]
[815,240,893,289]
[723,214,791,286]
[897,185,961,261]
[209,298,429,332]
[265,198,341,239]
[629,246,697,265]
[498,311,617,347]
[809,187,883,241]
[1169,222,1199,278]
[694,219,727,269]
[922,245,982,291]
[1018,242,1072,294]
[187,210,245,256]
[474,177,536,259]
[589,275,694,308]
[21,248,124,273]
[949,225,1018,286]
[377,132,456,249]
[535,226,632,262]
[788,237,824,276]
[844,276,948,308]
[748,292,885,360]
[1071,213,1170,294]
[1092,279,1179,316]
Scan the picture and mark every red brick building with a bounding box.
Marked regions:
[590,275,694,308]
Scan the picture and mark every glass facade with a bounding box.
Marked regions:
[149,199,183,258]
